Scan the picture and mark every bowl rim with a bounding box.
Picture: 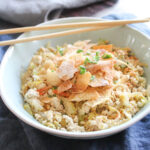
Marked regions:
[0,16,150,138]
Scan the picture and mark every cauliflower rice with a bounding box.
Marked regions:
[21,40,150,132]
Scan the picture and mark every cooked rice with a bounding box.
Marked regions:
[21,40,150,132]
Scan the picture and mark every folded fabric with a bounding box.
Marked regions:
[1,14,150,150]
[0,0,104,26]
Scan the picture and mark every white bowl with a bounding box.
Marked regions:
[0,17,150,139]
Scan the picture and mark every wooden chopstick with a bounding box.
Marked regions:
[0,18,149,35]
[0,18,149,46]
[0,25,116,46]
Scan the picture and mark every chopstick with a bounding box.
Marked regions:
[0,18,149,35]
[0,18,149,46]
[0,25,115,46]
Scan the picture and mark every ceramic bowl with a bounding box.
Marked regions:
[0,17,150,139]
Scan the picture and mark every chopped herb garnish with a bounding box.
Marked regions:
[52,86,58,90]
[96,51,99,56]
[84,57,90,65]
[84,52,100,65]
[57,46,64,56]
[51,70,54,72]
[91,75,95,81]
[102,53,112,59]
[94,51,100,61]
[79,65,86,74]
[77,49,83,53]
[84,57,97,65]
[86,52,91,55]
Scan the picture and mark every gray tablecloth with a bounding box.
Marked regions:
[0,0,104,26]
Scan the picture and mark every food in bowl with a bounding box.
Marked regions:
[21,39,150,132]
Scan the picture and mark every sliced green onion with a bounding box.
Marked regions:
[84,57,91,65]
[84,57,97,65]
[76,49,83,53]
[57,46,64,56]
[102,53,112,59]
[86,52,91,55]
[90,75,95,81]
[96,51,99,56]
[95,51,100,61]
[79,65,86,74]
[52,86,58,90]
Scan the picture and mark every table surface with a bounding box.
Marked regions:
[94,0,150,27]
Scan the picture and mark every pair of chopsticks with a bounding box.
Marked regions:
[0,18,149,46]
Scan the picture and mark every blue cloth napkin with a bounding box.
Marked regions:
[0,14,150,150]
